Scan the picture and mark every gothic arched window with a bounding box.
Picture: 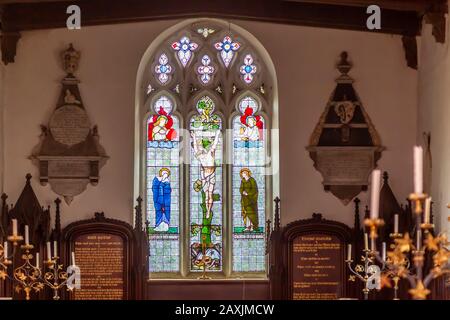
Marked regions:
[137,20,278,278]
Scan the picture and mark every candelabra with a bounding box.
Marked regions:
[346,245,383,300]
[42,254,73,300]
[0,219,78,300]
[380,232,410,300]
[0,242,12,281]
[347,146,450,300]
[12,243,44,301]
[364,193,449,300]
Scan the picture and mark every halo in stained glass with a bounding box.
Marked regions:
[172,36,198,67]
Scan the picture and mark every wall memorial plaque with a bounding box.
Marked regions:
[31,44,108,205]
[307,52,384,205]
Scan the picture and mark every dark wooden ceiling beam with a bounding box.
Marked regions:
[284,0,432,12]
[0,0,438,67]
[1,0,421,35]
[0,0,434,12]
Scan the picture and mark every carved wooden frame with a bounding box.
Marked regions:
[280,213,353,300]
[62,213,136,300]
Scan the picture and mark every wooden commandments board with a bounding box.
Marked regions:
[271,213,352,300]
[292,234,342,300]
[73,233,125,300]
[63,213,135,300]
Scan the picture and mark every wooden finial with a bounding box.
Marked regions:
[364,205,370,220]
[383,171,389,184]
[337,51,352,75]
[354,197,360,211]
[54,198,62,235]
[274,197,281,231]
[135,196,143,231]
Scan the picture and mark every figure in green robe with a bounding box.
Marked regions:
[239,168,259,232]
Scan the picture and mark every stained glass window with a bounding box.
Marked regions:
[197,55,215,85]
[240,54,257,84]
[214,36,240,68]
[197,27,215,38]
[145,25,274,278]
[189,96,223,272]
[147,95,180,272]
[232,96,266,272]
[155,53,172,85]
[172,36,198,67]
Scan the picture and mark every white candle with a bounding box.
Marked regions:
[371,237,376,252]
[382,242,386,261]
[24,225,29,245]
[36,252,40,268]
[46,242,52,261]
[53,241,58,258]
[364,233,369,250]
[414,146,423,194]
[3,241,8,258]
[72,252,76,266]
[12,219,18,236]
[347,244,352,261]
[424,197,431,224]
[416,230,422,251]
[394,214,399,233]
[370,170,381,219]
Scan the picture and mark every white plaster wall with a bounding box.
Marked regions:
[3,19,417,228]
[417,18,450,236]
[0,63,4,193]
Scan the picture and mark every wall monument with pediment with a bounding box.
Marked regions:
[307,52,384,205]
[31,44,108,204]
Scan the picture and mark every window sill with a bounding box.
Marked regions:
[147,278,269,283]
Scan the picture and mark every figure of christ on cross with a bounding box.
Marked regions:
[191,129,221,219]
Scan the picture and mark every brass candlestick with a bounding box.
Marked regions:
[42,256,71,300]
[7,235,24,247]
[364,218,385,240]
[13,244,44,300]
[0,243,12,281]
[382,233,411,300]
[346,248,383,300]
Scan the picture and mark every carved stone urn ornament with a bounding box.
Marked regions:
[31,44,109,205]
[307,52,384,205]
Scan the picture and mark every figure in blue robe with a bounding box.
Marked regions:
[152,168,171,232]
